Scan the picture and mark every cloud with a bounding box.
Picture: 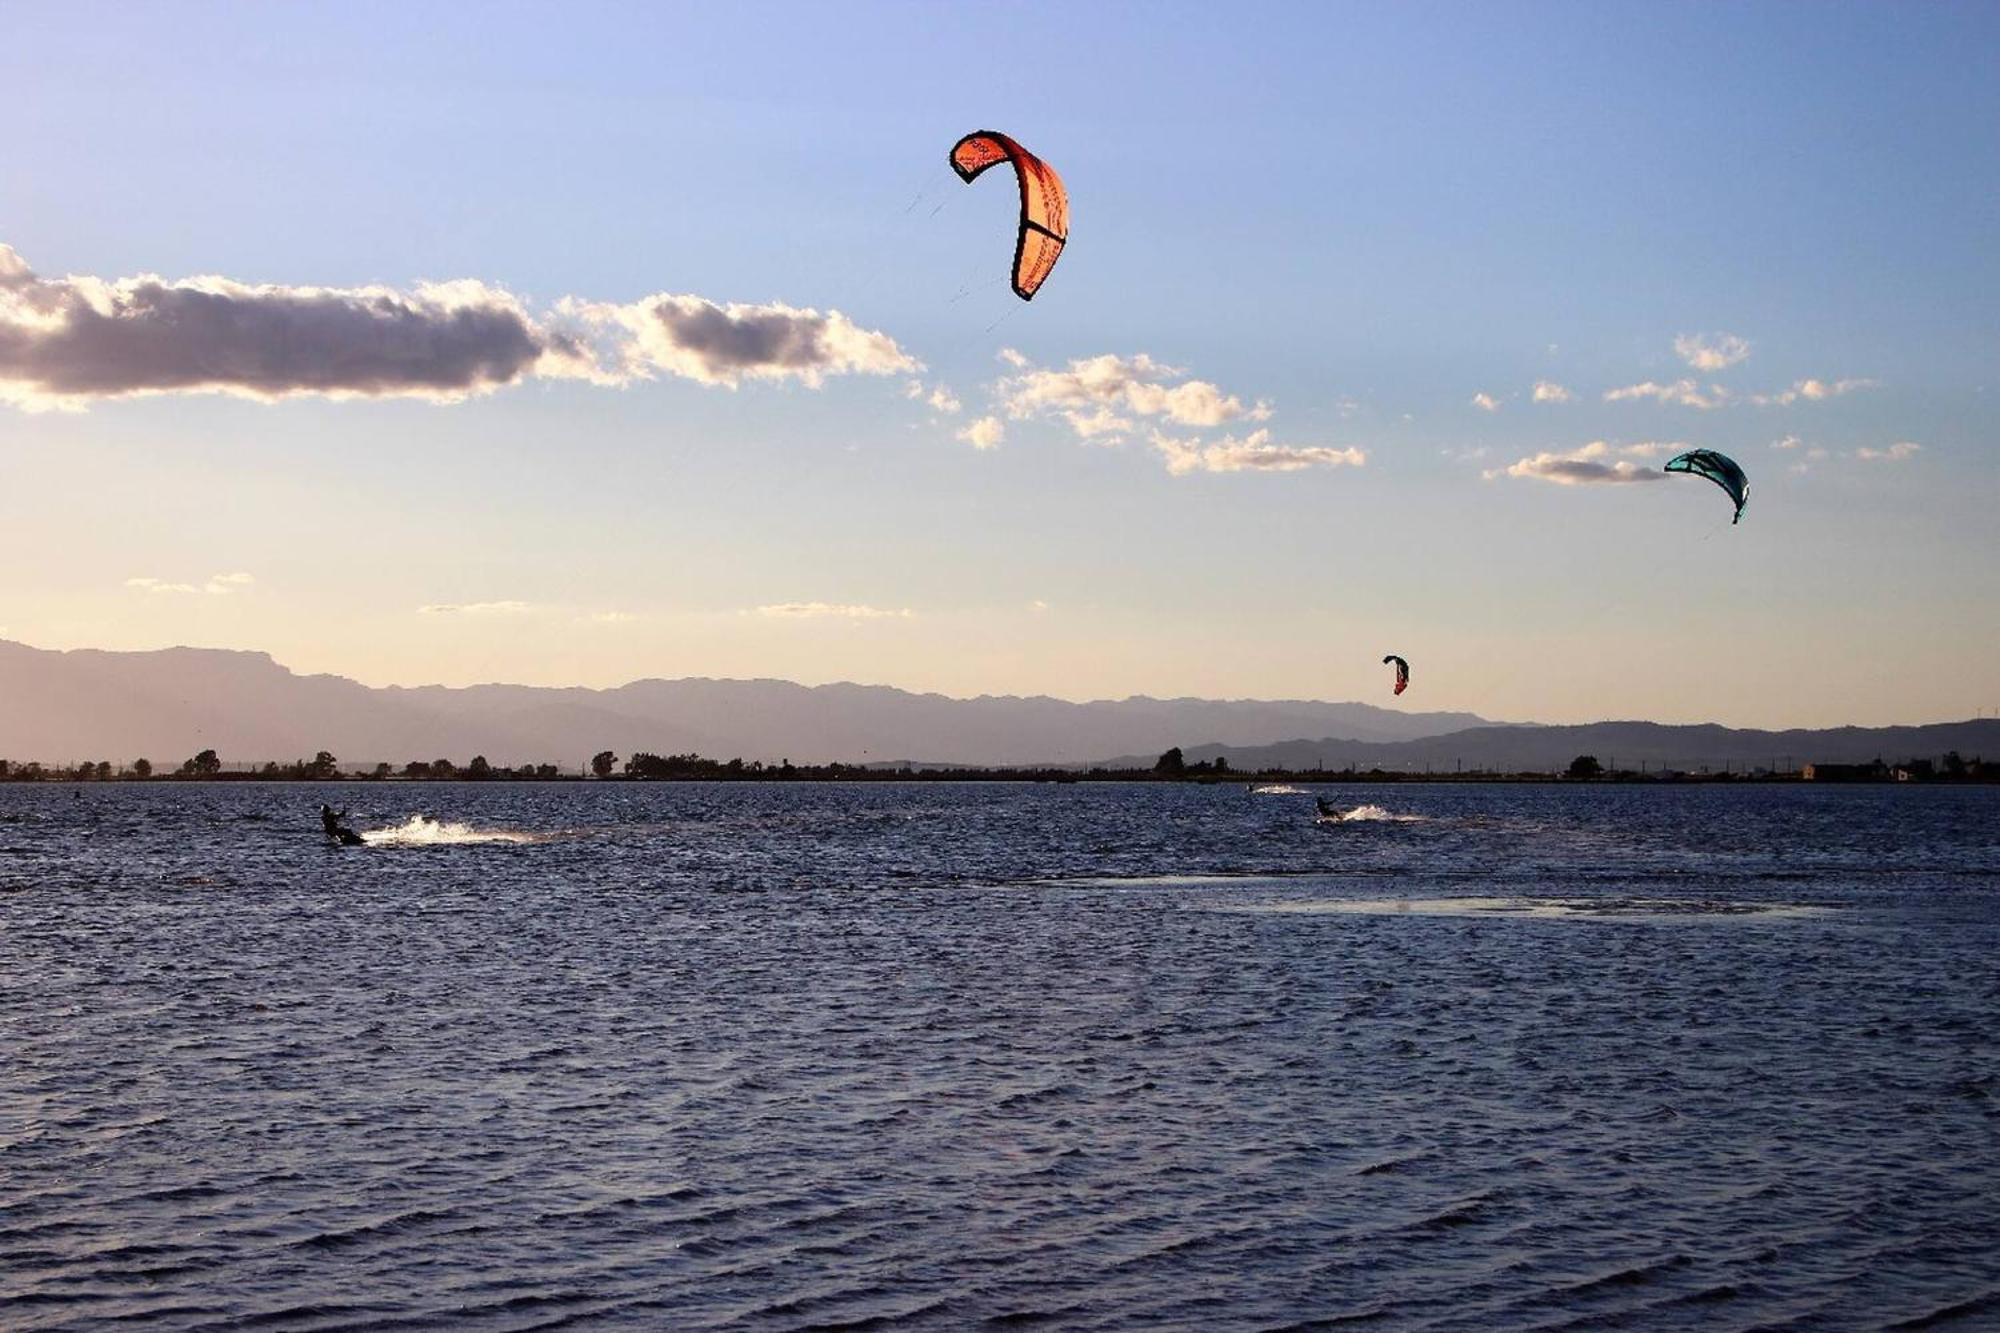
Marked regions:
[582,610,639,624]
[1674,332,1752,372]
[1531,380,1575,404]
[1027,599,1051,613]
[1487,441,1670,486]
[1771,434,1802,450]
[1603,379,1730,409]
[126,571,256,596]
[0,243,914,410]
[1855,441,1921,462]
[998,352,1270,440]
[1062,406,1133,440]
[996,347,1030,369]
[569,293,915,388]
[755,602,914,619]
[904,380,963,415]
[1470,392,1501,413]
[1,244,573,411]
[418,600,532,615]
[1750,377,1876,407]
[957,416,1005,450]
[1150,428,1365,476]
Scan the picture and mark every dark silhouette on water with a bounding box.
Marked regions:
[320,804,362,846]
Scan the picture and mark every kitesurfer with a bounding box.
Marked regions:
[1316,797,1343,819]
[320,804,359,845]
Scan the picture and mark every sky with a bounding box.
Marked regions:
[2,0,1996,728]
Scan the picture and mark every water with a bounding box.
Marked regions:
[3,781,1998,1330]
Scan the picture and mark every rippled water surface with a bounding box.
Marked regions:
[4,781,1998,1330]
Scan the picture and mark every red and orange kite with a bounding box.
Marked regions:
[950,131,1069,301]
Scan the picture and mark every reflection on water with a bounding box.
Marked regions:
[2,781,1998,1330]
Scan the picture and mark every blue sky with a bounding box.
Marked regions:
[2,1,1995,725]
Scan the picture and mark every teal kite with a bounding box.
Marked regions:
[1664,449,1749,524]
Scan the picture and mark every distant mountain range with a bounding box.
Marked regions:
[0,640,1495,768]
[1133,720,2000,775]
[3,640,1990,773]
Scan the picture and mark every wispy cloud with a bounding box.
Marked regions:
[0,243,914,410]
[754,602,914,619]
[1771,434,1802,450]
[418,600,532,615]
[1531,380,1575,404]
[999,353,1270,439]
[581,610,639,624]
[1674,332,1752,372]
[1603,379,1730,409]
[126,571,256,596]
[957,416,1005,450]
[1470,391,1501,413]
[1487,441,1671,485]
[1750,377,1877,407]
[1855,440,1921,462]
[1150,429,1365,476]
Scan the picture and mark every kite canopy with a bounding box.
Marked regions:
[1383,655,1410,697]
[950,130,1068,301]
[1664,449,1749,524]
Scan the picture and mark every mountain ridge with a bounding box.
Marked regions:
[0,639,1497,766]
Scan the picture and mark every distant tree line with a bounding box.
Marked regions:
[0,746,1991,784]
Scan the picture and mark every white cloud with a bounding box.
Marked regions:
[418,600,532,615]
[957,415,1005,450]
[1150,428,1365,476]
[1751,377,1877,407]
[996,347,1030,369]
[1531,380,1575,404]
[1486,440,1670,486]
[0,242,916,410]
[998,353,1270,439]
[1470,392,1501,413]
[1855,441,1921,462]
[1771,434,1802,450]
[1603,379,1730,409]
[582,611,639,624]
[755,602,914,619]
[906,380,961,414]
[1674,332,1752,372]
[1027,599,1051,613]
[126,571,256,596]
[567,293,915,389]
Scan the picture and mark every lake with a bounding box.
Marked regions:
[3,781,1997,1329]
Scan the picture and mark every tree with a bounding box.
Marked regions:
[182,748,221,778]
[307,751,339,780]
[1155,747,1186,777]
[94,761,112,781]
[591,750,618,779]
[372,762,391,780]
[466,755,492,780]
[405,761,430,779]
[429,759,455,779]
[1567,754,1603,780]
[132,758,152,780]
